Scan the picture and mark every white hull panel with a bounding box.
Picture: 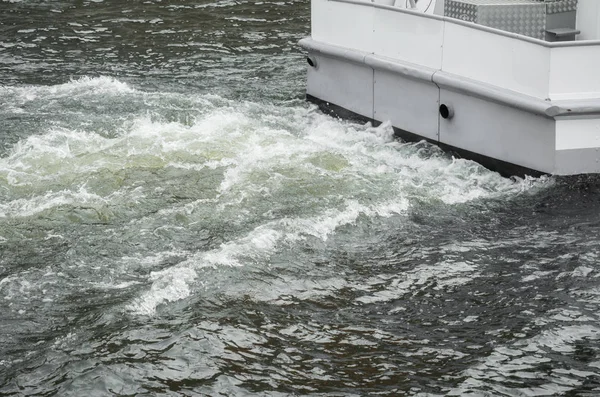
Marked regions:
[374,68,440,142]
[304,41,600,176]
[438,89,556,174]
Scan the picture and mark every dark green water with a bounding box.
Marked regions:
[1,1,600,396]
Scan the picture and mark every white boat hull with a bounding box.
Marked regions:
[302,0,600,176]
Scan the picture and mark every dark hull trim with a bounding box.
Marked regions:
[307,94,545,179]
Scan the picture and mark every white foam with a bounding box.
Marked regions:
[0,275,16,290]
[127,197,410,315]
[130,267,197,316]
[59,76,136,94]
[0,76,135,105]
[91,281,141,290]
[1,97,550,211]
[0,109,247,190]
[1,92,557,318]
[283,200,385,241]
[119,106,554,315]
[127,224,284,315]
[0,186,106,218]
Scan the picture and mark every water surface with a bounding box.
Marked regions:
[1,1,600,395]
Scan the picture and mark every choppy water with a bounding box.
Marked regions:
[1,1,600,396]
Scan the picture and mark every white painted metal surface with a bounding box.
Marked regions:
[311,0,374,53]
[312,0,445,69]
[311,0,600,101]
[304,0,600,175]
[549,46,600,100]
[577,0,600,40]
[441,22,550,99]
[556,118,600,151]
[374,69,440,140]
[438,89,556,173]
[307,54,375,118]
[373,7,444,69]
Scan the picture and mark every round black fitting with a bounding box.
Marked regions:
[439,104,454,120]
[306,56,317,68]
